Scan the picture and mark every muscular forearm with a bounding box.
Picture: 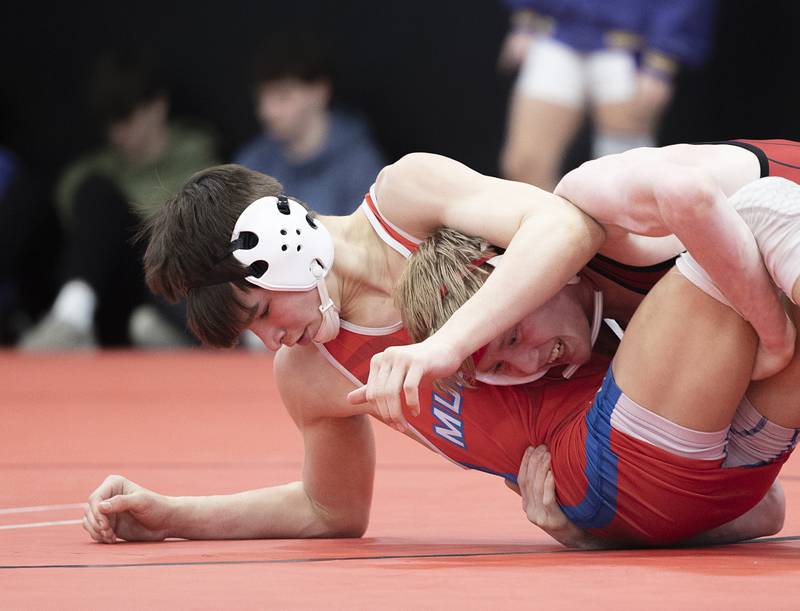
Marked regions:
[166,482,360,540]
[656,177,787,349]
[434,208,605,359]
[558,161,787,349]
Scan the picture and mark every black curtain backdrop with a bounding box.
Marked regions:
[1,0,799,191]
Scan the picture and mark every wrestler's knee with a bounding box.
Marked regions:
[758,480,786,536]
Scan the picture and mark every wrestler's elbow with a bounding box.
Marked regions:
[555,203,606,252]
[311,502,371,538]
[323,515,369,538]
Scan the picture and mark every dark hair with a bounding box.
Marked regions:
[141,164,285,347]
[88,48,166,128]
[252,31,333,86]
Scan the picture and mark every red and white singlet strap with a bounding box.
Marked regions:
[359,185,423,258]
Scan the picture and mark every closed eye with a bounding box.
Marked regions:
[260,304,270,319]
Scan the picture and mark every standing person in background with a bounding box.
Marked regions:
[498,0,716,190]
[234,32,385,217]
[21,48,219,350]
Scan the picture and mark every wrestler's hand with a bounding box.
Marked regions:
[752,314,796,380]
[346,338,462,432]
[518,446,573,533]
[517,445,607,549]
[84,475,173,544]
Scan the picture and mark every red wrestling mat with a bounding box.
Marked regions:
[2,351,799,609]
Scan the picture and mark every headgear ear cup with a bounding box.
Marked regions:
[231,196,340,343]
[231,196,334,291]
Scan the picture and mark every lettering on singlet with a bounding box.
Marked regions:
[431,384,466,449]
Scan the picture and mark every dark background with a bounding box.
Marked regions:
[1,0,799,188]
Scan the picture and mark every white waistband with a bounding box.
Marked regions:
[610,390,728,461]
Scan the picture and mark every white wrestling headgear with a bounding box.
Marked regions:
[230,195,340,343]
[474,256,604,386]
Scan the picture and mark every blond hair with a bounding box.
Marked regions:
[395,227,496,386]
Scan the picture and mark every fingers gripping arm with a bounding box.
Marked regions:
[515,446,612,550]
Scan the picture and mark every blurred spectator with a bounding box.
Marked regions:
[498,0,716,189]
[0,146,60,344]
[20,49,219,350]
[234,32,384,216]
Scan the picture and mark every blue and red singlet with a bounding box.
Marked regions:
[320,145,796,544]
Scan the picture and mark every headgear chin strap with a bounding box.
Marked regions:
[230,195,341,344]
[560,288,603,379]
[474,363,550,386]
[312,264,340,343]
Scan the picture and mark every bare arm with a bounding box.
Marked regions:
[85,348,375,542]
[349,155,604,429]
[557,152,792,378]
[376,153,605,361]
[159,417,373,539]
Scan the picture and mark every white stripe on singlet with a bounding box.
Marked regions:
[359,185,422,258]
[610,390,729,461]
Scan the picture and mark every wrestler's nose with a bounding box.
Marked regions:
[504,349,538,376]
